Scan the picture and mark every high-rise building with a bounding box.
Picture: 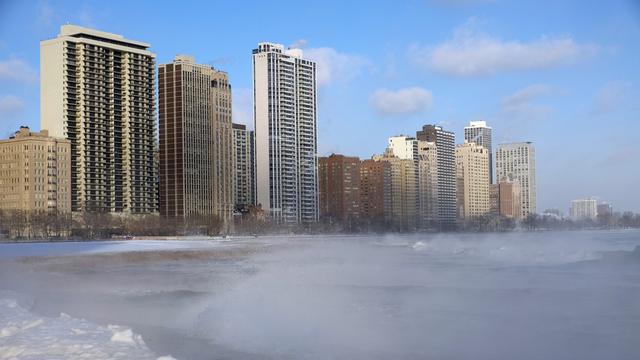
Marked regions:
[570,199,598,220]
[253,42,318,223]
[417,140,438,229]
[496,142,536,218]
[489,184,500,217]
[210,70,235,231]
[41,25,157,213]
[378,150,419,231]
[464,121,493,183]
[232,123,255,213]
[0,127,71,213]
[387,136,418,160]
[359,158,391,223]
[158,55,234,230]
[455,141,490,219]
[318,154,360,222]
[416,125,457,229]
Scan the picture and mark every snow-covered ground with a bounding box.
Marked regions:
[0,238,246,259]
[0,291,176,360]
[1,230,640,360]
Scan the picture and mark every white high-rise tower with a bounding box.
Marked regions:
[252,43,318,223]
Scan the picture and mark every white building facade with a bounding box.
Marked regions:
[570,199,598,220]
[252,43,318,223]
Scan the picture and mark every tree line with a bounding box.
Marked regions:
[1,209,639,241]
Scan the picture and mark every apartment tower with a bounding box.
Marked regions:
[359,159,391,223]
[40,25,157,213]
[252,42,318,223]
[417,140,438,229]
[158,55,234,230]
[232,123,256,212]
[464,121,493,183]
[455,141,490,219]
[496,142,536,217]
[416,125,457,229]
[318,154,361,222]
[377,150,419,231]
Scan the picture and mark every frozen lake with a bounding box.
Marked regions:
[1,230,640,359]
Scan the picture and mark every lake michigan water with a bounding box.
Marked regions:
[1,230,639,359]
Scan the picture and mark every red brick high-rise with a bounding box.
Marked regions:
[318,154,361,221]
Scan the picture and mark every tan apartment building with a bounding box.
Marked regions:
[0,127,71,213]
[159,55,234,232]
[40,25,157,213]
[377,150,419,231]
[418,140,438,229]
[318,154,361,222]
[456,141,490,219]
[232,123,255,212]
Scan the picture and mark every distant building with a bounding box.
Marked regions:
[253,42,318,223]
[318,154,361,222]
[417,140,438,229]
[387,136,418,160]
[490,184,500,217]
[359,158,391,223]
[158,55,234,231]
[232,124,255,213]
[0,127,71,213]
[496,142,536,218]
[41,25,157,213]
[570,199,598,220]
[597,203,613,218]
[464,121,493,184]
[455,142,490,219]
[416,125,457,229]
[377,150,419,231]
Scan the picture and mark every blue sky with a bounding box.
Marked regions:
[0,0,639,213]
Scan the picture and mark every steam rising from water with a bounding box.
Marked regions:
[1,231,639,359]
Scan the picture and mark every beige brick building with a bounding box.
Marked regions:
[0,127,71,213]
[377,150,419,231]
[456,141,490,219]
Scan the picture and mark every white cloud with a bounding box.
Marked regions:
[303,47,369,86]
[500,84,551,120]
[0,59,37,84]
[592,81,632,114]
[370,87,433,116]
[0,95,25,119]
[412,20,597,76]
[289,39,308,49]
[232,88,253,129]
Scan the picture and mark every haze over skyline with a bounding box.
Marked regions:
[0,0,638,213]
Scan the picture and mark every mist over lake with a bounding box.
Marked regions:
[1,230,640,360]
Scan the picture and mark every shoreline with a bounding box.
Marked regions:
[1,227,638,244]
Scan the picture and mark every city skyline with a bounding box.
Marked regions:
[0,1,639,212]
